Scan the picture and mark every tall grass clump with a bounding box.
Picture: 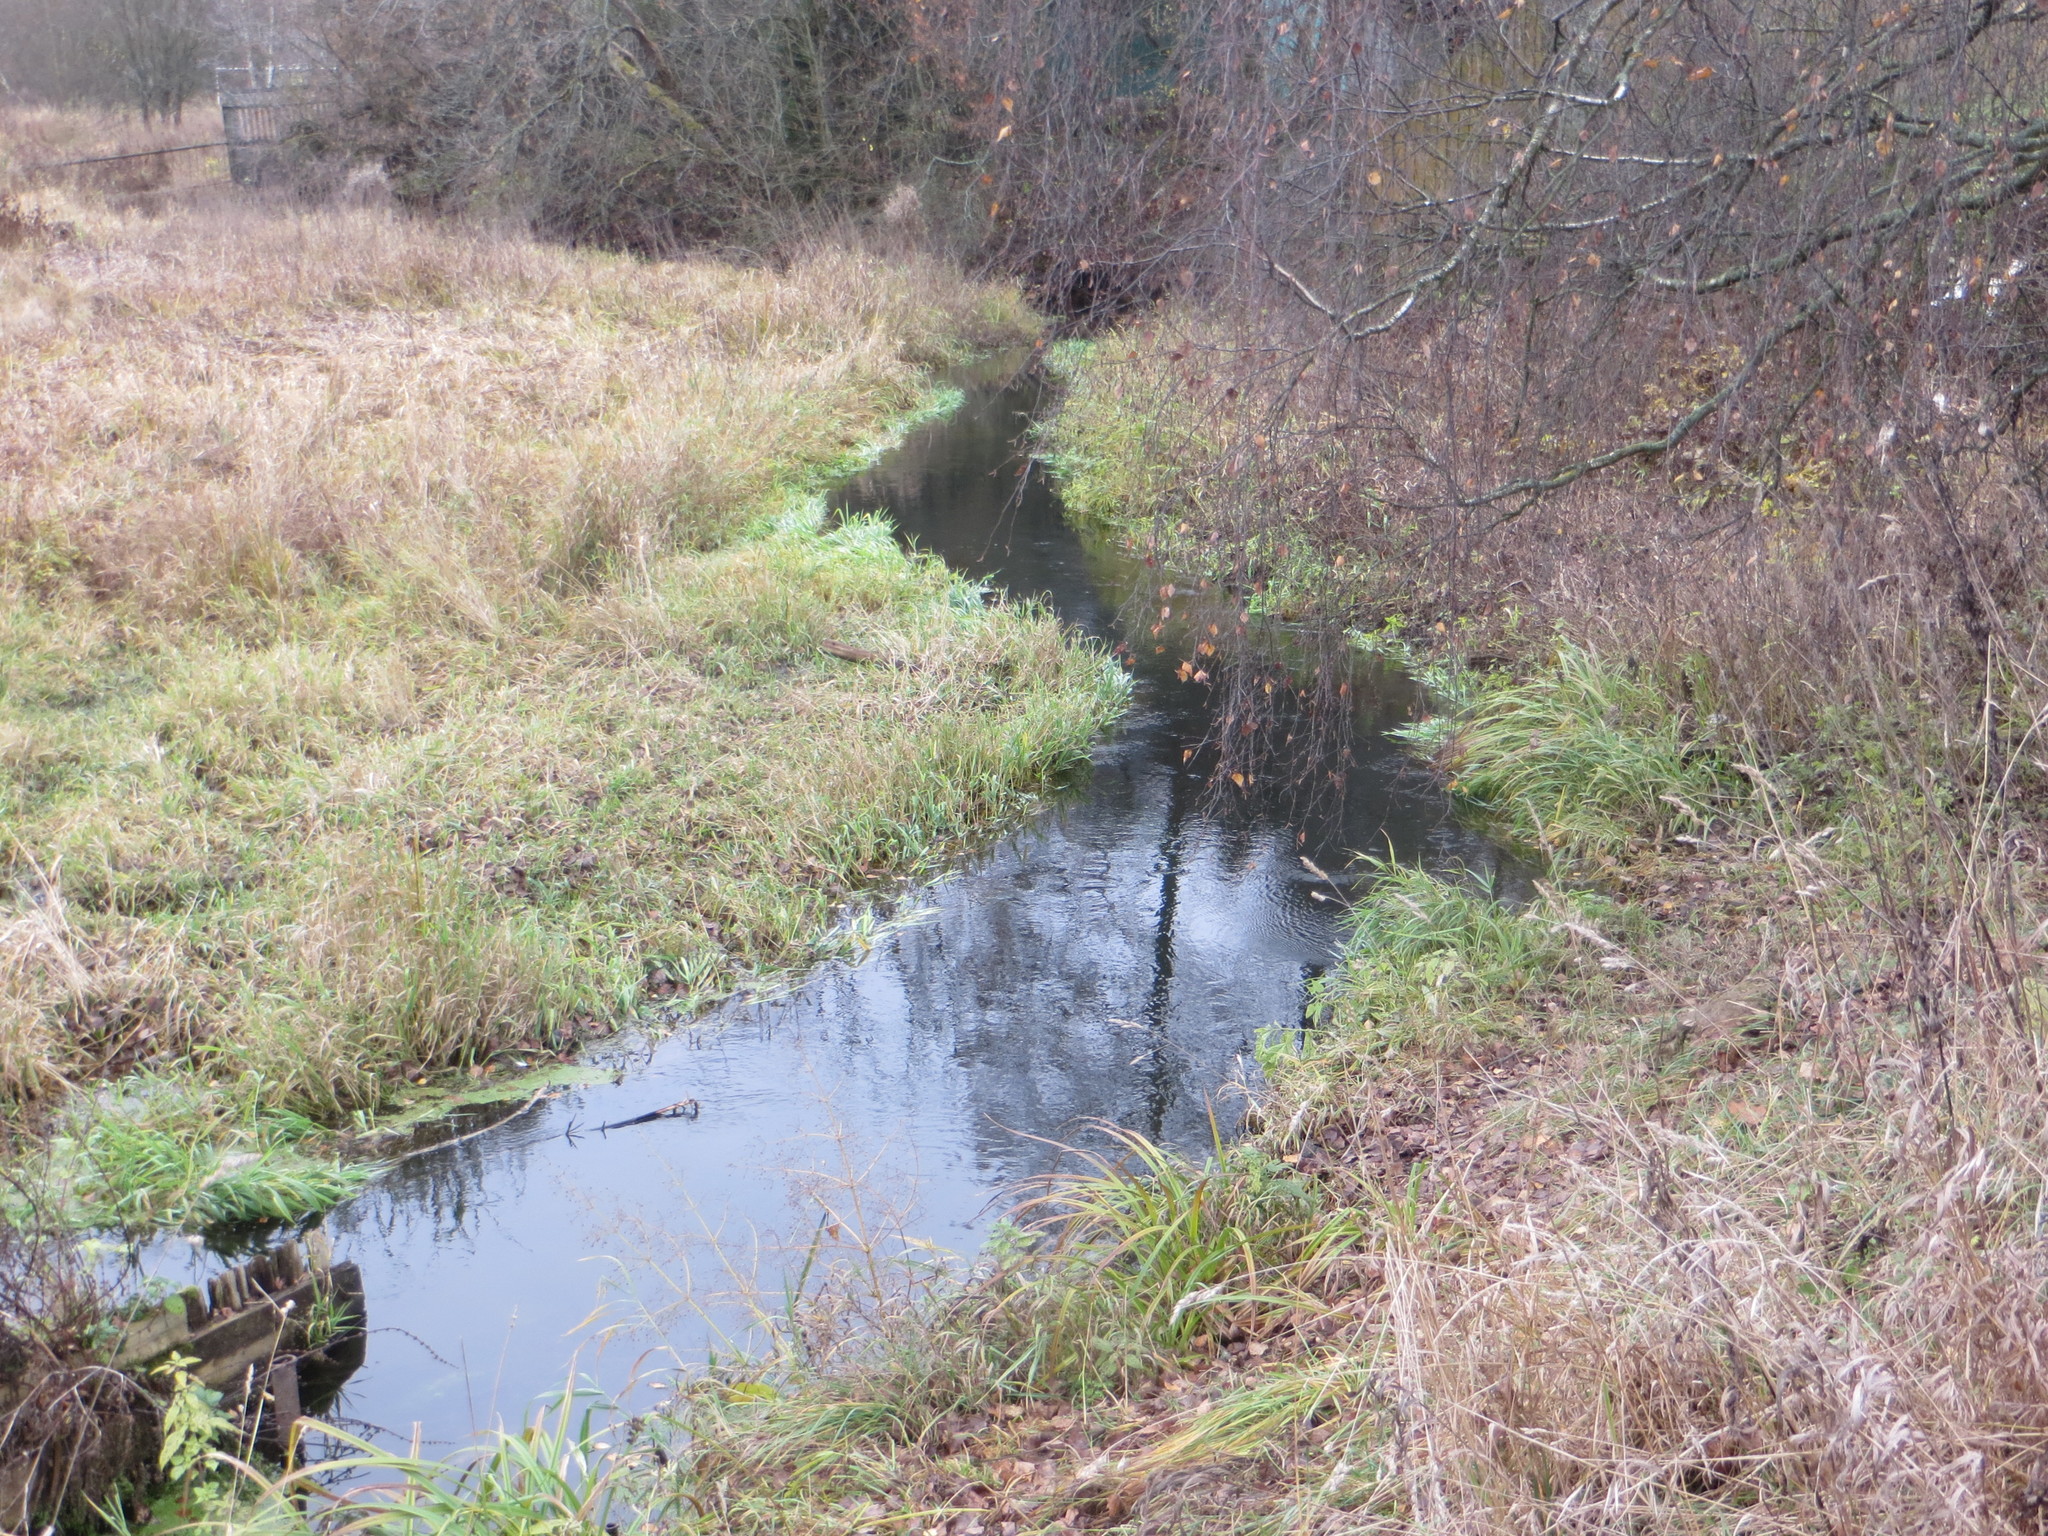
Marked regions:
[1314,862,1617,1055]
[132,1382,655,1536]
[977,1130,1365,1393]
[227,844,617,1122]
[35,1078,374,1231]
[646,1125,1375,1529]
[1406,643,1732,861]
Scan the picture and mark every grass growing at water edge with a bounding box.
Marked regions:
[1393,643,1734,861]
[591,630,2020,1534]
[0,164,1125,1240]
[116,1381,656,1535]
[1304,860,1628,1058]
[33,1080,376,1232]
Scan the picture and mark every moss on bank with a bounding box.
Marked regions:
[0,187,1126,1230]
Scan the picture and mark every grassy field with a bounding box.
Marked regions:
[0,161,1125,1227]
[17,118,2045,1536]
[0,102,234,193]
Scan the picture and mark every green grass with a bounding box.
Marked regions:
[1039,336,1213,535]
[4,509,1125,1216]
[3,505,1124,1125]
[1014,1129,1364,1361]
[0,194,1128,1234]
[1042,326,1391,622]
[128,1381,652,1536]
[6,515,1123,1218]
[1401,642,1734,861]
[1310,861,1615,1055]
[35,1078,376,1232]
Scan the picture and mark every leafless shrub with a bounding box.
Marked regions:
[308,0,977,249]
[0,1191,157,1529]
[1012,0,2048,764]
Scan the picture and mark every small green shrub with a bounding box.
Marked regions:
[153,1352,235,1491]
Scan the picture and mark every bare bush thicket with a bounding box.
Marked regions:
[310,0,974,246]
[1013,1,2045,752]
[0,1197,157,1528]
[97,0,217,123]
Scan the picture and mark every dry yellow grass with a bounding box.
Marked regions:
[0,102,231,194]
[2,185,1012,615]
[0,168,1121,1134]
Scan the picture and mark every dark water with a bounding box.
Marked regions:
[134,362,1500,1451]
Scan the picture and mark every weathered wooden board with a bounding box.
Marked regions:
[108,1239,365,1417]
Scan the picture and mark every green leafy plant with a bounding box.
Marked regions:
[153,1352,234,1491]
[297,1286,355,1352]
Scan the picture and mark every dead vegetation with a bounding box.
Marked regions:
[0,1203,159,1529]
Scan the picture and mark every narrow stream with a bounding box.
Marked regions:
[136,361,1502,1452]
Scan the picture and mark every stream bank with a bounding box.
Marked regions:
[636,336,2048,1532]
[1,194,1132,1525]
[1,200,1102,1194]
[119,359,1499,1464]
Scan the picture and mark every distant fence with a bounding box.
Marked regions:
[18,69,340,183]
[216,66,336,185]
[28,140,229,171]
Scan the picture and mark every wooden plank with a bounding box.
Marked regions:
[259,1359,302,1450]
[110,1246,364,1401]
[111,1304,191,1368]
